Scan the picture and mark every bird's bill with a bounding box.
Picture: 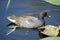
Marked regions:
[46,15,51,18]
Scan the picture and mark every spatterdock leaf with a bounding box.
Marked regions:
[41,37,60,40]
[44,0,60,5]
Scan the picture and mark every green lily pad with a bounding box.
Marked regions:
[41,37,60,40]
[44,0,60,5]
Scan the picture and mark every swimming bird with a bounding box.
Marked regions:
[6,11,51,35]
[7,12,51,28]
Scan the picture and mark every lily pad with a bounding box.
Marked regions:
[41,37,60,40]
[39,25,60,36]
[44,0,60,5]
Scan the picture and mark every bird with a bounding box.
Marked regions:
[7,12,51,28]
[6,11,51,35]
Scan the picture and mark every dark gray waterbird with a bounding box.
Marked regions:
[6,11,51,35]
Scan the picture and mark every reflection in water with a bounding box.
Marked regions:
[6,22,38,35]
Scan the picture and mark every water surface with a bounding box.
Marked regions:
[0,0,60,40]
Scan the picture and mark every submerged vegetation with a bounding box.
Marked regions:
[6,0,10,10]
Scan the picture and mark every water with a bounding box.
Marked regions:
[0,0,60,40]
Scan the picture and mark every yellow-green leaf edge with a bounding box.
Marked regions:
[44,0,60,5]
[41,36,60,40]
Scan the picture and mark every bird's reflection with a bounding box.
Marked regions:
[6,22,38,35]
[7,22,38,30]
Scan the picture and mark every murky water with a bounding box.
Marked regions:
[0,0,60,40]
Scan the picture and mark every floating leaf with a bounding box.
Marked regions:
[44,0,60,5]
[39,25,60,36]
[41,37,60,40]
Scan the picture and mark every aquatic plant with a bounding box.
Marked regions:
[41,36,60,40]
[44,0,60,5]
[6,0,11,10]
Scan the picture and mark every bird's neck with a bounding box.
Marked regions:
[38,16,44,20]
[38,16,45,26]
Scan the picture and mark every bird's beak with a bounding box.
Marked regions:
[47,15,56,20]
[46,15,51,18]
